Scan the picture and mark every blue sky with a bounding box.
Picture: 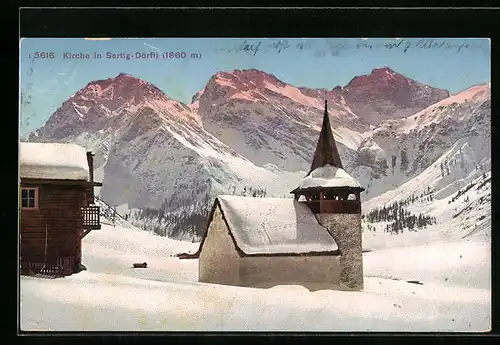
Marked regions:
[19,38,490,137]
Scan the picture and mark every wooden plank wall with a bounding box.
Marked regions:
[20,184,85,263]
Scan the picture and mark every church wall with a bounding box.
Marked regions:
[199,206,241,286]
[315,213,363,290]
[238,255,341,291]
[198,205,344,292]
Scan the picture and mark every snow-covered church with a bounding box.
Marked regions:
[194,100,365,291]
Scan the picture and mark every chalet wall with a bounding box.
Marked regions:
[315,213,363,290]
[238,255,341,291]
[20,183,85,263]
[199,206,240,286]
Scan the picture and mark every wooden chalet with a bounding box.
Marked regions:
[19,142,102,277]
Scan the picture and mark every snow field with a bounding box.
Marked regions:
[20,220,491,332]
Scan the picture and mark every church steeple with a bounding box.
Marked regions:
[290,97,364,201]
[308,99,343,175]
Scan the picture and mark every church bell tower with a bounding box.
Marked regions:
[290,100,365,290]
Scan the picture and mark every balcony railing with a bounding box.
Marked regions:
[81,205,101,229]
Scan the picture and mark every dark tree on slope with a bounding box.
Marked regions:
[132,182,272,239]
[240,185,267,198]
[444,160,450,176]
[400,150,409,172]
[449,181,476,204]
[364,197,437,234]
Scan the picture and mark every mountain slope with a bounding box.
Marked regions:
[190,68,449,173]
[25,69,488,241]
[191,69,367,172]
[352,84,491,200]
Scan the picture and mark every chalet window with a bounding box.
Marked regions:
[21,187,38,209]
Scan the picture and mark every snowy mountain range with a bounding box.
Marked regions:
[26,67,491,240]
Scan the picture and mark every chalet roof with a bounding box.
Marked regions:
[197,195,340,257]
[296,164,362,191]
[20,142,90,181]
[308,100,343,175]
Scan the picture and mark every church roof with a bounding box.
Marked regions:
[195,195,340,257]
[308,100,343,175]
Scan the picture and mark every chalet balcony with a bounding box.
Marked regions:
[81,205,101,230]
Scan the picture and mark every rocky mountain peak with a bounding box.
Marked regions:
[342,67,450,125]
[192,68,288,103]
[346,66,409,89]
[214,68,285,89]
[75,73,167,105]
[371,66,396,75]
[29,73,195,141]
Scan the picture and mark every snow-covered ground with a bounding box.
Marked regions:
[20,216,491,332]
[362,166,491,251]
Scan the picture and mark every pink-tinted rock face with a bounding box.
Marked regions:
[192,69,287,111]
[29,73,193,140]
[193,67,449,129]
[33,67,451,143]
[341,67,450,125]
[75,73,167,109]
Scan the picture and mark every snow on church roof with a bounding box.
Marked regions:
[298,164,361,190]
[20,142,90,181]
[215,195,339,255]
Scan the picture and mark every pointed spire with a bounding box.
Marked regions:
[308,99,343,174]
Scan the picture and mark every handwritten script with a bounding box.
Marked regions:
[220,39,487,57]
